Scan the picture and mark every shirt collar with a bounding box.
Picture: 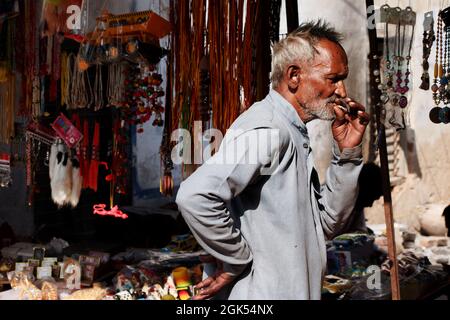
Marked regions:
[268,89,308,135]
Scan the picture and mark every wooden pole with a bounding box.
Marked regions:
[365,0,401,300]
[285,0,299,33]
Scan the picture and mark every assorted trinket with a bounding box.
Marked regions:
[123,63,165,133]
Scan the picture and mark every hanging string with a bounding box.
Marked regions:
[94,64,104,111]
[71,57,94,109]
[60,52,70,108]
[107,62,126,107]
[242,0,258,109]
[66,53,75,109]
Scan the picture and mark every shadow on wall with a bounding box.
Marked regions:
[401,128,422,179]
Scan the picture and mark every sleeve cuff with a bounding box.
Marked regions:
[222,262,249,278]
[332,141,363,161]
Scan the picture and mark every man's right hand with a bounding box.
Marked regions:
[192,260,235,300]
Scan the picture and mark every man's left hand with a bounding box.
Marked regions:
[332,98,370,151]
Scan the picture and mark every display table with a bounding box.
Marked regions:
[0,289,20,300]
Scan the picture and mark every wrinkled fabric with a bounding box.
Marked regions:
[176,90,363,300]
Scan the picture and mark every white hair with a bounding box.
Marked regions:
[270,20,343,89]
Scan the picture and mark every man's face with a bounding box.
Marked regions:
[295,39,349,121]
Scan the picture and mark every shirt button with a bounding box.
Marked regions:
[303,143,309,149]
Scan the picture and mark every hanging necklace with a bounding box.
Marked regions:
[432,12,443,105]
[420,11,435,90]
[380,17,394,105]
[394,21,404,95]
[442,24,450,104]
[395,8,415,109]
[430,10,450,124]
[441,10,450,123]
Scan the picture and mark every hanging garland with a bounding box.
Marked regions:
[170,0,262,175]
[190,0,206,128]
[241,0,258,110]
[0,15,16,144]
[175,0,192,132]
[0,72,15,144]
[0,3,16,144]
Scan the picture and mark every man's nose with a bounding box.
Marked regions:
[335,81,347,98]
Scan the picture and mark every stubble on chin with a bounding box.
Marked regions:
[307,102,336,121]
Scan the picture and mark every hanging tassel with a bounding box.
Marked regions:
[87,121,100,192]
[69,155,82,207]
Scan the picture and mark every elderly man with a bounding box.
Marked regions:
[176,20,369,300]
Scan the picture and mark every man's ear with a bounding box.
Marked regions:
[287,65,301,92]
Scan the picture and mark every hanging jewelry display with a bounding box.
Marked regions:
[430,7,450,124]
[379,5,416,131]
[420,11,435,90]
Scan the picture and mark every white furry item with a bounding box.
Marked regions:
[50,143,72,207]
[49,143,58,180]
[69,156,82,208]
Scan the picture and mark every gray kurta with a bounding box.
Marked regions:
[176,89,363,300]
